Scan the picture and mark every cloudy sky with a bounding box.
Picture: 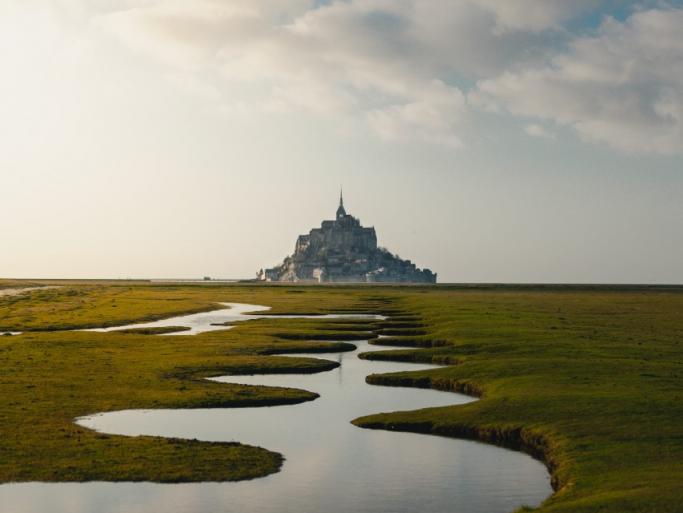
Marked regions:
[1,0,682,283]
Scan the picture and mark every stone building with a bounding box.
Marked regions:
[257,192,436,283]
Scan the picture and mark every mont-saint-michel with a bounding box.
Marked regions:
[257,192,436,283]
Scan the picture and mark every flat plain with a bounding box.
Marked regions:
[0,281,681,512]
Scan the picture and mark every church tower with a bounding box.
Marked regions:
[336,188,346,220]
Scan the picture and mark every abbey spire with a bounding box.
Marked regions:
[336,188,346,220]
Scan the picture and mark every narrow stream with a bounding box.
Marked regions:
[0,303,552,513]
[82,302,382,336]
[0,286,58,298]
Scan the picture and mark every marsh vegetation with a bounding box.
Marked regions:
[0,282,681,512]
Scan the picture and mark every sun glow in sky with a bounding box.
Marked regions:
[1,0,682,282]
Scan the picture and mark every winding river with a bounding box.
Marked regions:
[0,303,552,513]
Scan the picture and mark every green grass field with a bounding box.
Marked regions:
[1,282,681,512]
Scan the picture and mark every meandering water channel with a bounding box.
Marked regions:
[0,303,552,513]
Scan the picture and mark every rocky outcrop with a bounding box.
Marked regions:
[258,193,436,283]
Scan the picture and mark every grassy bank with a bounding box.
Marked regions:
[352,288,683,513]
[1,282,682,512]
[0,283,381,482]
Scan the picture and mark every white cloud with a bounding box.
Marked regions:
[368,80,467,147]
[525,124,555,139]
[93,1,265,69]
[473,8,683,154]
[92,0,482,145]
[82,1,683,154]
[476,0,598,33]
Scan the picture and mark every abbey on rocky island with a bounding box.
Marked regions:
[257,192,436,283]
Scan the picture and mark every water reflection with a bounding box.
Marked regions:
[83,302,383,335]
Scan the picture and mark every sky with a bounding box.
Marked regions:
[1,0,682,283]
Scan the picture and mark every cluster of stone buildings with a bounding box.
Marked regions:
[257,193,436,283]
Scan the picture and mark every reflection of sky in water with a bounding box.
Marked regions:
[83,302,384,335]
[2,304,552,513]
